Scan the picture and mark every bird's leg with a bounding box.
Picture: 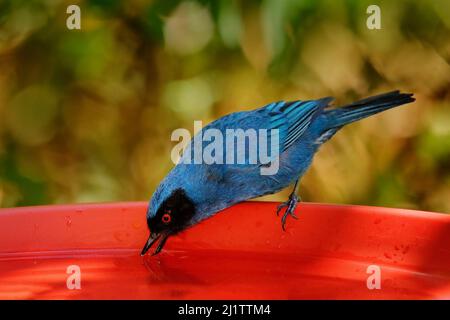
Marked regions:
[276,179,301,231]
[276,180,300,217]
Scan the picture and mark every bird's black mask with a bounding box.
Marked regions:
[141,188,196,256]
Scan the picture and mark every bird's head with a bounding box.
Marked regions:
[141,188,196,256]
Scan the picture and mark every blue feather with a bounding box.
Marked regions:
[148,91,415,227]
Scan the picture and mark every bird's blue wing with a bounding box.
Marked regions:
[262,97,333,152]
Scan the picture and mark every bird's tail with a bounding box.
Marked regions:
[324,91,415,129]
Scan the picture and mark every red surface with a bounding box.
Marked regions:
[0,201,449,299]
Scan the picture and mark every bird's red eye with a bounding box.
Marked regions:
[162,213,171,224]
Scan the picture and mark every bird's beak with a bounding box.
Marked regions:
[141,232,159,256]
[140,231,170,256]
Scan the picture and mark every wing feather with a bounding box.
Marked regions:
[262,97,333,152]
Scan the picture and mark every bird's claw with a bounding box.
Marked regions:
[276,203,287,216]
[277,194,300,230]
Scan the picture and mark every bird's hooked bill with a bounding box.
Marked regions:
[140,231,169,256]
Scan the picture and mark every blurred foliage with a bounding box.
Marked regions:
[0,0,449,213]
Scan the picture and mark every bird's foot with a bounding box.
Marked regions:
[276,194,300,231]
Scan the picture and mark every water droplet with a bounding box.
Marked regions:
[132,222,142,229]
[65,216,72,228]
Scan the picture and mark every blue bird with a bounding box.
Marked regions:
[141,91,415,255]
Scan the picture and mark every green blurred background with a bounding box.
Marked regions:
[0,0,449,212]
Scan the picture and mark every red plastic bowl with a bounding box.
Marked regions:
[0,201,449,299]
